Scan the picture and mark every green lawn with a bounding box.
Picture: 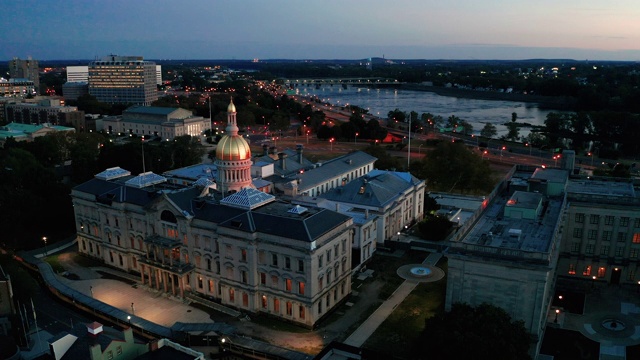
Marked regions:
[363,257,448,360]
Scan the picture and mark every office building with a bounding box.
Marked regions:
[68,65,162,85]
[5,99,84,125]
[102,105,208,140]
[62,81,89,101]
[67,65,89,83]
[0,78,35,98]
[88,56,158,106]
[9,57,39,93]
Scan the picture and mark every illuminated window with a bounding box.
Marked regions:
[568,264,576,275]
[299,306,305,319]
[633,233,640,243]
[242,293,248,307]
[262,295,267,308]
[286,301,292,316]
[285,279,292,292]
[597,267,606,278]
[298,282,305,295]
[229,289,235,302]
[583,265,592,276]
[273,298,280,313]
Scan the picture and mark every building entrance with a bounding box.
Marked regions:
[610,267,621,285]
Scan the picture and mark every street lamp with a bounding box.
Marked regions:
[397,231,401,241]
[482,150,488,159]
[127,315,131,324]
[330,138,334,151]
[554,309,560,323]
[592,275,596,289]
[418,144,424,156]
[131,302,135,315]
[42,236,48,256]
[588,152,594,167]
[500,146,506,158]
[355,132,358,144]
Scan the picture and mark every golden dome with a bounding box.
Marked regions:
[216,135,251,161]
[228,100,236,113]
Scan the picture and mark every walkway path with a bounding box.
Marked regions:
[343,252,443,347]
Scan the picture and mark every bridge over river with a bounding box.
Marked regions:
[284,77,402,87]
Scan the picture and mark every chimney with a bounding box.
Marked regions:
[278,152,287,170]
[86,322,103,337]
[262,144,268,156]
[296,144,304,164]
[365,208,369,219]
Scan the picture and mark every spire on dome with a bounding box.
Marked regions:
[225,98,239,135]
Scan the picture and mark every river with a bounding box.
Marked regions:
[292,85,564,138]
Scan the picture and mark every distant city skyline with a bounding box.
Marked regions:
[2,0,640,62]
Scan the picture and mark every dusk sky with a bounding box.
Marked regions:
[3,0,640,61]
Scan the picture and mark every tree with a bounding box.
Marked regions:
[412,141,494,193]
[505,122,520,142]
[412,303,532,360]
[480,123,498,138]
[512,112,518,123]
[416,215,453,241]
[361,144,402,170]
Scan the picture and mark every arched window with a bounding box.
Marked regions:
[160,210,177,223]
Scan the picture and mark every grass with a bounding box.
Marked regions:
[44,255,66,273]
[250,313,314,334]
[363,258,448,360]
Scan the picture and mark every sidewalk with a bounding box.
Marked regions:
[343,252,443,347]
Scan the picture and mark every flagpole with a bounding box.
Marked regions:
[407,112,411,170]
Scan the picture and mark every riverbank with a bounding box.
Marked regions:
[400,84,577,110]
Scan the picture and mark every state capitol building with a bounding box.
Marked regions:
[71,100,426,327]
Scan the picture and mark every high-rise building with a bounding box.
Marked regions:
[88,55,158,106]
[9,57,40,93]
[68,64,162,85]
[66,65,89,83]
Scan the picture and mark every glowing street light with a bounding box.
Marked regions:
[500,146,506,158]
[554,309,560,323]
[329,138,334,151]
[588,152,594,167]
[355,132,359,144]
[42,236,48,256]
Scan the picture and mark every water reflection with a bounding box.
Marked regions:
[295,86,563,138]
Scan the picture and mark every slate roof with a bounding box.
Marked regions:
[252,147,314,176]
[72,178,163,207]
[319,170,421,208]
[219,201,351,242]
[124,106,181,116]
[296,151,377,191]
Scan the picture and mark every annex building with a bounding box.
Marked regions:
[445,163,640,358]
